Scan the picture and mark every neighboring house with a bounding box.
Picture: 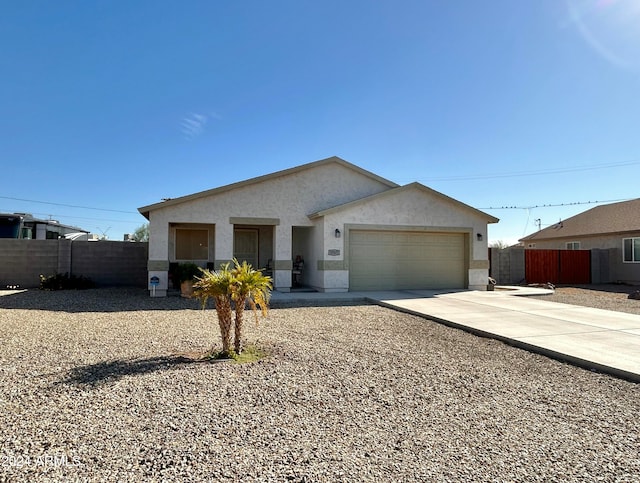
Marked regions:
[519,198,640,284]
[0,213,89,240]
[138,156,498,296]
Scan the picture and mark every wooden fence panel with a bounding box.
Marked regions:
[525,249,591,284]
[559,250,591,284]
[525,250,559,284]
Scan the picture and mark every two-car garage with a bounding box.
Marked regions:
[348,230,467,291]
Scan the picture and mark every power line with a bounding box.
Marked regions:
[0,210,143,224]
[0,196,139,214]
[479,197,633,210]
[419,158,640,182]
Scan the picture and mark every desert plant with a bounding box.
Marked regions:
[230,259,272,354]
[192,259,272,357]
[192,264,234,356]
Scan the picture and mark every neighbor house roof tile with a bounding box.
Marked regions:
[520,198,640,241]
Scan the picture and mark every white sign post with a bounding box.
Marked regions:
[150,276,160,297]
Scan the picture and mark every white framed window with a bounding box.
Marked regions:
[623,237,640,263]
[566,241,580,250]
[176,229,209,260]
[527,243,536,248]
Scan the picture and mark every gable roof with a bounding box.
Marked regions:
[309,182,499,223]
[520,198,640,242]
[138,156,398,219]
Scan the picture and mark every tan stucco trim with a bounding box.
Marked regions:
[470,259,490,269]
[148,260,170,271]
[344,223,473,234]
[318,260,346,271]
[273,259,293,270]
[229,217,280,225]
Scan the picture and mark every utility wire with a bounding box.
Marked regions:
[0,210,143,224]
[0,196,139,214]
[420,158,640,182]
[479,197,634,210]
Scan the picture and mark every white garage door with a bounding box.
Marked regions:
[349,230,466,290]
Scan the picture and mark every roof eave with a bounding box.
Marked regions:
[520,228,640,243]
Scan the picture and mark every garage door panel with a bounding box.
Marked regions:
[349,230,466,290]
[405,246,425,258]
[359,247,381,258]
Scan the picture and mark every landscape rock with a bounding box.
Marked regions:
[0,287,639,481]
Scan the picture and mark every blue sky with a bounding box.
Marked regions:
[2,1,639,243]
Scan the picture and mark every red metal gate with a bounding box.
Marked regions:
[558,250,591,284]
[525,250,591,284]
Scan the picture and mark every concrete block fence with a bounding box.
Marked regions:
[0,239,148,289]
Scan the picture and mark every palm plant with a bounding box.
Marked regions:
[192,264,234,356]
[230,258,272,354]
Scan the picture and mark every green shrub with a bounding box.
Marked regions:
[39,273,95,291]
[178,263,201,283]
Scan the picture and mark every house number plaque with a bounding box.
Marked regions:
[328,249,340,256]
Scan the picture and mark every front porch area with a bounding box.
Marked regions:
[150,221,316,296]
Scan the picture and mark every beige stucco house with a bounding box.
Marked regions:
[138,156,498,296]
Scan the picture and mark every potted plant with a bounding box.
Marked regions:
[178,262,201,298]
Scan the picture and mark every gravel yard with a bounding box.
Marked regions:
[528,284,640,315]
[1,287,639,482]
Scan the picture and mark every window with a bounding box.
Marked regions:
[566,242,580,250]
[623,237,640,263]
[527,243,536,248]
[176,229,208,260]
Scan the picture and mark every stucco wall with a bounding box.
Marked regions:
[148,162,391,234]
[144,162,393,292]
[320,186,491,290]
[143,162,495,293]
[307,218,326,290]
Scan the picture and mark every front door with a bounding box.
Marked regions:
[233,229,258,267]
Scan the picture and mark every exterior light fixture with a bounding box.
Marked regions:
[477,233,483,241]
[335,229,341,238]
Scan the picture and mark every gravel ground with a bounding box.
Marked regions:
[528,284,640,315]
[1,288,639,482]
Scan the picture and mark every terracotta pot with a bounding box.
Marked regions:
[180,280,194,298]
